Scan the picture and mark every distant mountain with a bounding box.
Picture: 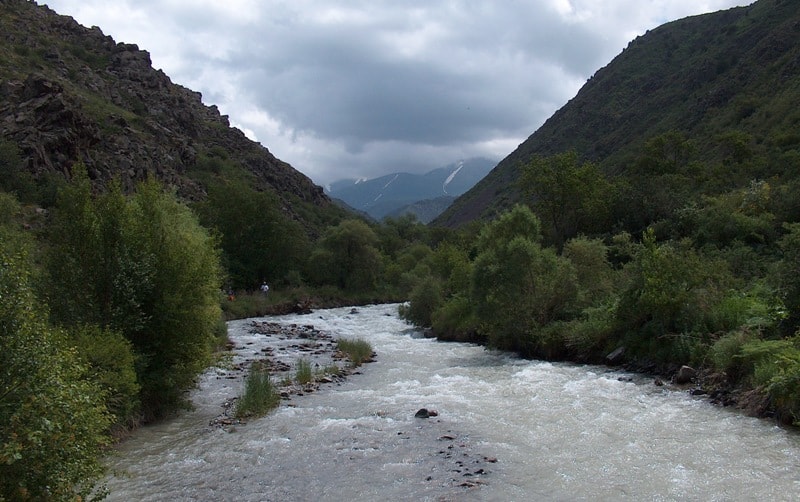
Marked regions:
[384,196,456,224]
[435,0,800,228]
[327,157,495,220]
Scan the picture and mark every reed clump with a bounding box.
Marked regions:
[235,361,280,419]
[337,338,373,367]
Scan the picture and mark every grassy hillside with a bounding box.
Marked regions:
[436,0,800,229]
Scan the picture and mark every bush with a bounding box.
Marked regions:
[70,324,141,430]
[337,338,373,367]
[235,361,280,419]
[430,294,482,342]
[0,233,110,500]
[709,328,759,378]
[740,338,800,424]
[46,173,223,420]
[562,300,619,360]
[400,277,443,328]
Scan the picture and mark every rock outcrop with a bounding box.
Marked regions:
[0,0,330,219]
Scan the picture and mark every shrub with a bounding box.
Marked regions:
[400,276,443,327]
[740,338,800,424]
[235,362,280,419]
[70,324,141,430]
[0,233,111,500]
[46,173,223,420]
[562,300,619,360]
[430,294,482,342]
[337,338,373,367]
[709,328,759,378]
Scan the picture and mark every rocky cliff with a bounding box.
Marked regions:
[0,0,330,215]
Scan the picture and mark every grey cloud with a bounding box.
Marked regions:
[44,0,754,185]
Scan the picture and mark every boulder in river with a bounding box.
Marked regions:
[415,408,433,418]
[606,346,626,365]
[675,365,697,384]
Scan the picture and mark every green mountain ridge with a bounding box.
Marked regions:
[436,0,800,228]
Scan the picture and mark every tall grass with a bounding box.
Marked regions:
[295,358,314,385]
[337,338,373,367]
[235,361,280,419]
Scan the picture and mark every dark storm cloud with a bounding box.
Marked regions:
[43,0,754,185]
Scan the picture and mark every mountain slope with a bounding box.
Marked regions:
[435,0,800,227]
[0,0,344,232]
[328,157,494,220]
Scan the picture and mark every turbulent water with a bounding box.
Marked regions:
[105,304,800,501]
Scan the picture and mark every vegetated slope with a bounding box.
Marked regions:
[385,196,456,224]
[0,0,346,232]
[328,157,495,220]
[435,0,800,228]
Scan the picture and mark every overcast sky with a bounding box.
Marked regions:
[43,0,753,187]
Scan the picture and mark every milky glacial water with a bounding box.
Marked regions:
[105,304,800,501]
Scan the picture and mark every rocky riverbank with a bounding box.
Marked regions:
[207,309,497,490]
[209,317,374,429]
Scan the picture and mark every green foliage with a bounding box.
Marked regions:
[619,230,729,333]
[194,176,309,290]
[429,242,472,295]
[336,338,373,367]
[235,361,280,419]
[399,277,443,328]
[45,172,223,420]
[738,337,800,424]
[471,206,578,354]
[127,180,223,417]
[430,294,481,342]
[561,300,619,359]
[308,219,383,292]
[776,223,800,335]
[70,324,141,429]
[519,151,613,248]
[0,228,110,501]
[709,328,759,378]
[678,185,777,249]
[563,236,615,308]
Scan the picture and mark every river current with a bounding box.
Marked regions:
[105,303,800,501]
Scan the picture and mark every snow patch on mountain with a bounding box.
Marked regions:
[442,160,464,195]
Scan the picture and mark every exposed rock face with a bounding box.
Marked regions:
[0,0,329,214]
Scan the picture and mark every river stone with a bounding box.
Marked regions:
[415,408,431,418]
[606,346,626,365]
[675,365,697,384]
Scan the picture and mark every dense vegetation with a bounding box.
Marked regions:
[401,140,800,426]
[3,0,800,497]
[0,137,439,498]
[438,0,800,227]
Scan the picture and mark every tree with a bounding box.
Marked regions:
[308,219,382,292]
[46,173,223,420]
[122,180,224,417]
[470,205,578,354]
[195,179,308,289]
[1,209,111,500]
[519,151,612,248]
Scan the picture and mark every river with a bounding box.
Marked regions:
[104,303,800,501]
